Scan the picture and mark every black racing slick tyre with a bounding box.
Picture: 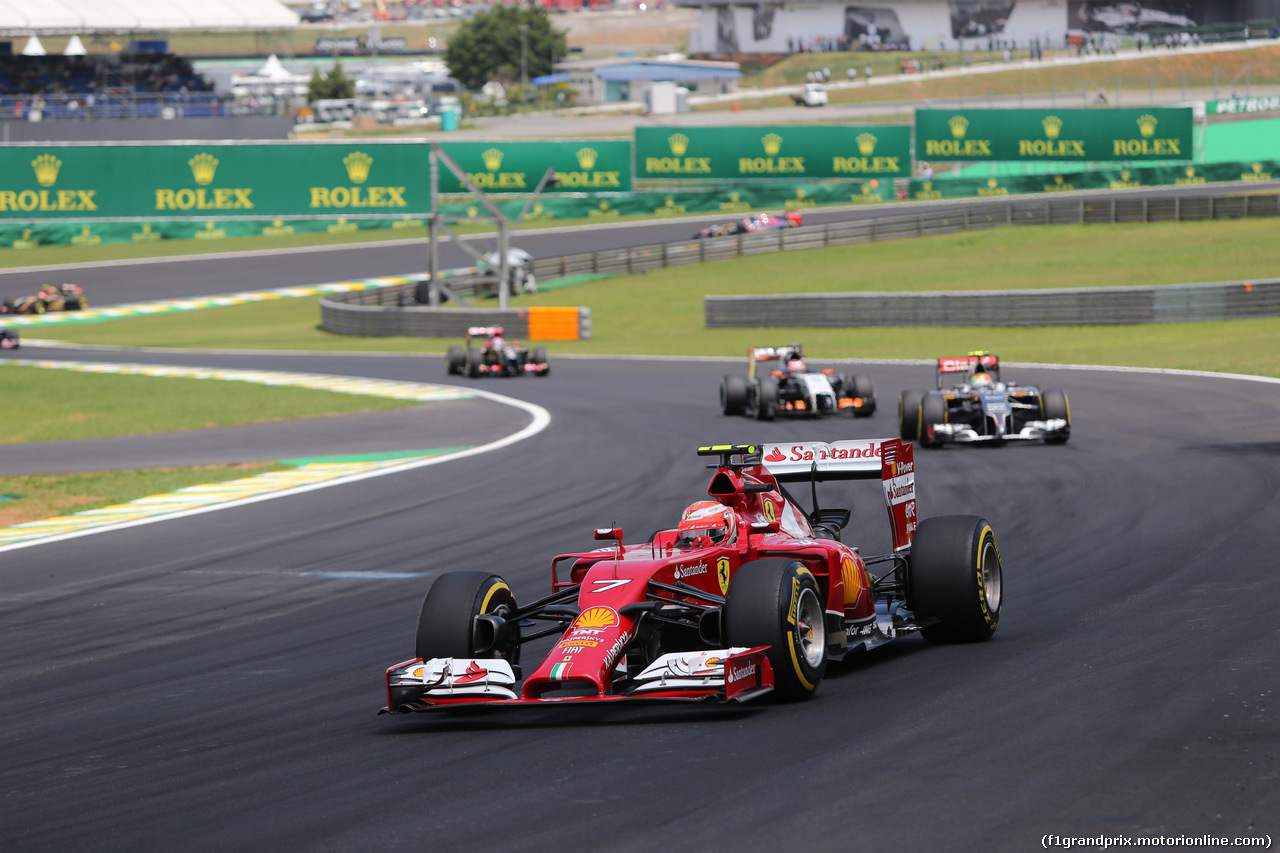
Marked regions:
[64,297,83,310]
[909,516,1002,643]
[465,347,481,378]
[531,347,548,376]
[899,390,925,440]
[720,374,749,415]
[415,571,520,664]
[751,377,778,421]
[1042,388,1071,444]
[918,393,948,447]
[724,559,827,700]
[850,374,876,417]
[445,346,465,375]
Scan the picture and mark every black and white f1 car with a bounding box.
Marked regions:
[721,345,876,420]
[899,352,1070,447]
[446,326,549,378]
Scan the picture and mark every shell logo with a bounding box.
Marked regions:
[574,606,618,629]
[841,555,864,605]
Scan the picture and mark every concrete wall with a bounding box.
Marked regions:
[0,115,295,143]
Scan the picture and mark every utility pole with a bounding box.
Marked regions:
[519,24,529,94]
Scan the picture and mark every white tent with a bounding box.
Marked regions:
[0,0,298,33]
[20,34,44,55]
[256,53,293,81]
[63,33,86,54]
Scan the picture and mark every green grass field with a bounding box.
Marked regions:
[0,364,414,444]
[34,218,1280,376]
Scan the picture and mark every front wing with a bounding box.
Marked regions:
[381,647,774,714]
[929,418,1068,443]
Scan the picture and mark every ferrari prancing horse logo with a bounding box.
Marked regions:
[717,557,731,594]
[763,500,776,523]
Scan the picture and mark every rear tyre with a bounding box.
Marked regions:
[751,377,778,421]
[445,346,465,375]
[919,393,947,447]
[723,559,827,700]
[899,390,925,440]
[720,374,749,415]
[531,347,549,377]
[850,374,876,417]
[466,347,481,378]
[909,516,1002,643]
[415,571,520,664]
[1041,389,1071,444]
[64,297,83,311]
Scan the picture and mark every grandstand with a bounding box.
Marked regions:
[0,0,298,33]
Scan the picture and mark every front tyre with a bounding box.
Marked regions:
[909,516,1002,643]
[1041,388,1070,444]
[415,571,520,664]
[724,559,827,700]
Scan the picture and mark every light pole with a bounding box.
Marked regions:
[519,24,529,94]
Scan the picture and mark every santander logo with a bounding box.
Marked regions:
[764,447,787,463]
[728,662,757,683]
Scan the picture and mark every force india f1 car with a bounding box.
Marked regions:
[721,345,877,420]
[381,438,1002,714]
[445,326,549,378]
[899,352,1070,448]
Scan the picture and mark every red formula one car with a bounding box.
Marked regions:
[445,326,549,378]
[381,439,1003,714]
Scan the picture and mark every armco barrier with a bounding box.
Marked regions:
[705,278,1280,327]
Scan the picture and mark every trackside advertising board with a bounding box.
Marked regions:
[0,142,430,220]
[436,141,632,193]
[914,108,1194,162]
[635,126,912,181]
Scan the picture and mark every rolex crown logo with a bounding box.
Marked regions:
[1121,170,1130,180]
[795,188,805,199]
[32,153,62,187]
[762,133,783,156]
[1137,114,1158,138]
[1185,167,1196,177]
[1253,162,1263,174]
[923,181,933,191]
[729,191,740,202]
[343,151,373,184]
[1042,115,1063,139]
[481,148,504,171]
[1054,174,1064,184]
[189,153,219,186]
[948,115,969,138]
[575,147,598,170]
[987,177,998,188]
[856,132,877,156]
[665,197,674,207]
[668,133,689,156]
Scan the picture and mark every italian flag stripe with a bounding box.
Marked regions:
[550,663,570,680]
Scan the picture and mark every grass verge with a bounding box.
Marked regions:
[0,364,415,444]
[0,463,285,529]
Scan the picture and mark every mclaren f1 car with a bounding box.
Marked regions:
[381,438,1003,714]
[721,345,876,420]
[445,326,549,378]
[899,352,1070,447]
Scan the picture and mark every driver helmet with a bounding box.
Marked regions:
[786,353,806,373]
[677,501,736,547]
[971,371,994,389]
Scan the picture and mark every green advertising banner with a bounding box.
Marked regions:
[1206,96,1280,116]
[436,140,632,194]
[0,141,431,221]
[914,108,1194,162]
[635,125,911,181]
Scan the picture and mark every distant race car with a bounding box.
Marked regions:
[381,438,1003,714]
[721,344,876,420]
[1,283,88,315]
[694,210,802,239]
[0,326,18,349]
[899,352,1070,447]
[445,325,549,378]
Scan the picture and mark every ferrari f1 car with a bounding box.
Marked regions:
[899,352,1070,447]
[381,438,1003,714]
[721,345,876,420]
[1,283,87,315]
[694,211,802,239]
[445,326,549,378]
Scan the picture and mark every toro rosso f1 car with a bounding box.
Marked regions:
[694,211,802,239]
[445,326,549,378]
[381,438,1003,714]
[721,345,876,420]
[899,352,1070,447]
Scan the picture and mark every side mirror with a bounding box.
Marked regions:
[594,527,623,544]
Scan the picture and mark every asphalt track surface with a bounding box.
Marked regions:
[3,180,1279,307]
[2,346,1278,851]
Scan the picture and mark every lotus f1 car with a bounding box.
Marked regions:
[381,438,1003,714]
[1,284,87,315]
[445,326,549,378]
[721,345,876,420]
[899,352,1070,447]
[694,211,802,239]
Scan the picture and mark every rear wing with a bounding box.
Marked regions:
[936,352,999,387]
[748,345,801,380]
[465,326,504,343]
[701,440,916,551]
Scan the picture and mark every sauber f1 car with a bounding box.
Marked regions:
[899,352,1070,448]
[445,326,549,378]
[721,345,876,420]
[694,210,802,239]
[381,438,1003,714]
